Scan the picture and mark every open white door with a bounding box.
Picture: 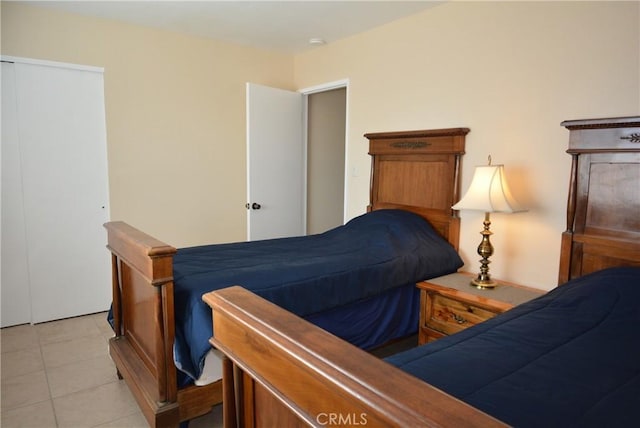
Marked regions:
[246,83,304,241]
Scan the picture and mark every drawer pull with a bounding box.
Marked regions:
[451,313,467,324]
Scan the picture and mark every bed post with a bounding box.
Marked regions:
[221,357,237,428]
[453,152,462,214]
[110,253,122,337]
[559,153,579,284]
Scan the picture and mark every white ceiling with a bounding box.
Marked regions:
[26,1,443,54]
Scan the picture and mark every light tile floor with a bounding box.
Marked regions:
[1,312,222,428]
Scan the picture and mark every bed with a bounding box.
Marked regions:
[104,127,470,427]
[203,115,640,427]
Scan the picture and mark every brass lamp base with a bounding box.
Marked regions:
[470,276,497,289]
[470,212,497,289]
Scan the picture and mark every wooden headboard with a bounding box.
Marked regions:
[559,116,640,284]
[365,128,469,251]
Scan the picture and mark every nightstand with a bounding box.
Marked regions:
[417,272,544,345]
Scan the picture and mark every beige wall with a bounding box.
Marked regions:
[3,2,638,290]
[294,1,639,289]
[1,2,294,247]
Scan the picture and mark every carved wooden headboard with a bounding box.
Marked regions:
[365,128,469,251]
[559,116,640,284]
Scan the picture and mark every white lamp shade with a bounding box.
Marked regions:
[452,165,526,213]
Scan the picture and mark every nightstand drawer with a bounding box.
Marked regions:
[425,293,498,336]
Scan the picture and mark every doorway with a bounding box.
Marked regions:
[306,88,346,234]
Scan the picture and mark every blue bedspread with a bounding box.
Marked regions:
[387,267,640,427]
[173,209,463,381]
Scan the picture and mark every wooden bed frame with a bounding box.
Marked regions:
[203,116,640,427]
[104,127,469,427]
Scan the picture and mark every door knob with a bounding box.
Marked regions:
[251,202,261,210]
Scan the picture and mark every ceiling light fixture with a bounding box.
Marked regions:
[308,38,327,46]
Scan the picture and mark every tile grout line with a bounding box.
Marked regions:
[36,322,60,428]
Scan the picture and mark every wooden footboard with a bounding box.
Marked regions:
[105,221,222,427]
[203,286,505,428]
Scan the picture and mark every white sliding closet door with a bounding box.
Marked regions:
[1,62,31,326]
[1,58,111,325]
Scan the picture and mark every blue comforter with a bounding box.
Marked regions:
[387,267,640,427]
[173,209,463,381]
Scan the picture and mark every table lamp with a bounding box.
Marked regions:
[452,156,526,288]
